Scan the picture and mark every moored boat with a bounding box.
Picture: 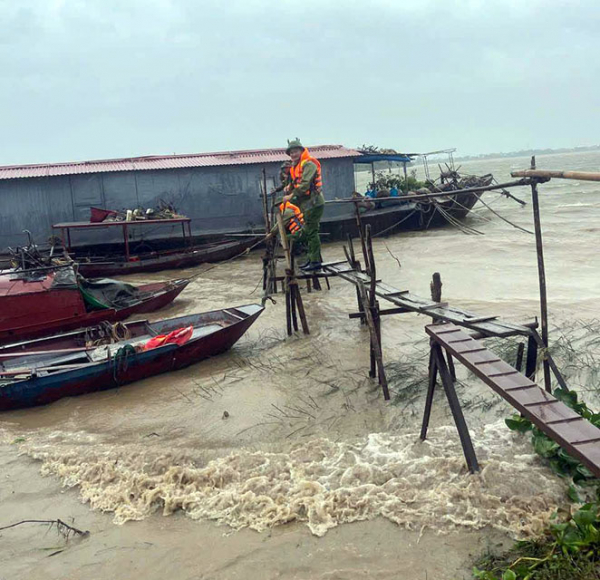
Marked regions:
[0,304,264,411]
[51,217,261,276]
[0,266,189,345]
[74,237,260,277]
[321,174,493,240]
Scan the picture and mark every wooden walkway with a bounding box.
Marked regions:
[321,261,536,339]
[427,323,600,478]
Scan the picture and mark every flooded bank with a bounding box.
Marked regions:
[1,151,600,579]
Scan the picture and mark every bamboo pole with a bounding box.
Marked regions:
[529,156,552,393]
[511,169,600,182]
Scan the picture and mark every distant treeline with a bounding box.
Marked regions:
[456,145,600,161]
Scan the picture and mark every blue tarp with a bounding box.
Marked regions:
[354,154,413,164]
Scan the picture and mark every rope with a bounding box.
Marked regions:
[188,234,270,281]
[372,209,419,238]
[447,194,533,234]
[112,344,136,382]
[431,201,485,235]
[85,321,130,347]
[476,195,534,235]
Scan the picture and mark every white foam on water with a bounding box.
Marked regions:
[21,420,568,538]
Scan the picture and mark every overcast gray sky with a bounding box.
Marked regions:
[1,0,598,165]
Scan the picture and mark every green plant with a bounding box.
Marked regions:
[373,170,429,194]
[474,387,600,578]
[473,502,600,579]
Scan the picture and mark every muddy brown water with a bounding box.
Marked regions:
[1,151,599,579]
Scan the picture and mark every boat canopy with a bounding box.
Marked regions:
[354,154,414,164]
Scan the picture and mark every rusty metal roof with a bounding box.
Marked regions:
[0,145,362,180]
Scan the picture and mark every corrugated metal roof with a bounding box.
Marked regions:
[0,145,362,180]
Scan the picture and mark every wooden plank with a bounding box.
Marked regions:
[464,315,498,323]
[427,323,600,478]
[321,263,533,338]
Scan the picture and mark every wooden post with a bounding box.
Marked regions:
[123,224,130,261]
[345,234,366,325]
[294,282,310,335]
[432,343,479,473]
[285,287,292,336]
[530,156,552,393]
[525,334,538,380]
[277,211,309,336]
[420,348,438,440]
[358,282,390,400]
[354,203,370,270]
[366,225,378,377]
[290,285,298,332]
[261,170,276,296]
[430,272,442,303]
[430,272,455,378]
[515,342,525,373]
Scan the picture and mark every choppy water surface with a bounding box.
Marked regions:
[1,151,599,579]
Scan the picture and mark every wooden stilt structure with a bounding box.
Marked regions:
[344,212,390,400]
[276,211,309,336]
[427,323,600,478]
[420,340,480,473]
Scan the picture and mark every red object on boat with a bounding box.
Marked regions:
[90,207,118,223]
[0,268,189,345]
[144,326,193,350]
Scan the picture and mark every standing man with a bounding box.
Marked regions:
[282,139,324,271]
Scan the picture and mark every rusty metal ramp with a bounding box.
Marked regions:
[427,322,600,478]
[321,261,535,338]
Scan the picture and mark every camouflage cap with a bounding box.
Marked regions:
[286,138,304,154]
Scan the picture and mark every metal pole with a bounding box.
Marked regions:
[530,156,551,393]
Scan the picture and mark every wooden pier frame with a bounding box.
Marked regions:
[420,339,480,473]
[276,212,309,336]
[426,323,600,477]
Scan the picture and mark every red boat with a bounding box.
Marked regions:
[0,304,264,411]
[0,266,189,345]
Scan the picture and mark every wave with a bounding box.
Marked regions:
[17,421,567,538]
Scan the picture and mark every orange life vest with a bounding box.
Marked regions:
[143,325,194,351]
[289,148,322,195]
[279,201,304,234]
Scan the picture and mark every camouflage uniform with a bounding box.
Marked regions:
[286,139,324,265]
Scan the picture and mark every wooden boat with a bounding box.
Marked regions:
[51,217,261,276]
[0,304,264,411]
[320,180,489,240]
[74,238,259,277]
[0,266,189,345]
